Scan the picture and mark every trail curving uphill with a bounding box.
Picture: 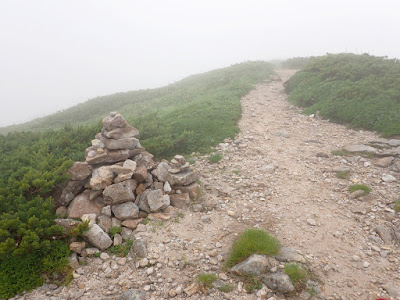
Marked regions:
[23,69,400,300]
[200,69,399,299]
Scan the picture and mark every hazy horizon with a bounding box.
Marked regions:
[1,0,399,127]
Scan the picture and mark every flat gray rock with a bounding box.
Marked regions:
[343,144,377,154]
[231,254,275,276]
[275,247,306,263]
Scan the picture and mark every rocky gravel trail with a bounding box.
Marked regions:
[19,70,400,300]
[199,69,400,299]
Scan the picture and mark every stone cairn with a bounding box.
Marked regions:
[54,112,200,257]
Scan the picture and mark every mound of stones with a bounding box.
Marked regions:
[53,112,200,255]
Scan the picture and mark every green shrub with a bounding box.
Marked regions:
[285,53,400,137]
[226,229,280,268]
[349,184,371,194]
[209,153,223,163]
[197,273,217,288]
[69,220,90,239]
[281,57,310,69]
[0,241,70,298]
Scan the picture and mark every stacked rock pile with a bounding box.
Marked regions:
[54,112,200,254]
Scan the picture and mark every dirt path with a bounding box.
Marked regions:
[197,69,400,299]
[23,70,400,300]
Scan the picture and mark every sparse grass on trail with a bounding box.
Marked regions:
[209,153,223,163]
[336,170,350,179]
[349,184,371,195]
[285,53,400,137]
[197,273,218,288]
[331,149,351,156]
[226,228,280,268]
[394,199,400,212]
[217,284,234,293]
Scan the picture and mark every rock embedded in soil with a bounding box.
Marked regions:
[262,272,295,293]
[275,246,306,263]
[343,144,377,154]
[231,254,277,276]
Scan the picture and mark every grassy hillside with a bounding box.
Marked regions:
[284,53,400,137]
[0,61,274,297]
[1,61,274,157]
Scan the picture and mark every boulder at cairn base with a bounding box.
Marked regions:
[68,190,104,219]
[83,224,112,250]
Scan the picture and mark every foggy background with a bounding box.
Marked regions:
[1,0,399,127]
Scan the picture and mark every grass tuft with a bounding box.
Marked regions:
[226,228,280,268]
[394,199,400,212]
[218,284,234,293]
[209,153,223,163]
[197,273,217,288]
[349,184,371,195]
[284,263,309,292]
[108,240,133,257]
[336,170,350,179]
[109,226,121,239]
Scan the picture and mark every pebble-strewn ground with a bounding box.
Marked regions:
[18,70,400,300]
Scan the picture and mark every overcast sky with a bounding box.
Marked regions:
[1,0,399,127]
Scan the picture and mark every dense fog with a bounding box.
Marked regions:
[1,0,398,126]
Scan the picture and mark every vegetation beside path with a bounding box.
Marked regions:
[284,53,400,137]
[0,62,274,298]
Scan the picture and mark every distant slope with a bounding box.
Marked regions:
[1,61,275,157]
[284,53,400,137]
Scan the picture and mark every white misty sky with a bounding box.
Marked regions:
[0,0,399,127]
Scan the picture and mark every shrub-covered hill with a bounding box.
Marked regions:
[284,53,400,137]
[0,61,274,298]
[280,57,310,69]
